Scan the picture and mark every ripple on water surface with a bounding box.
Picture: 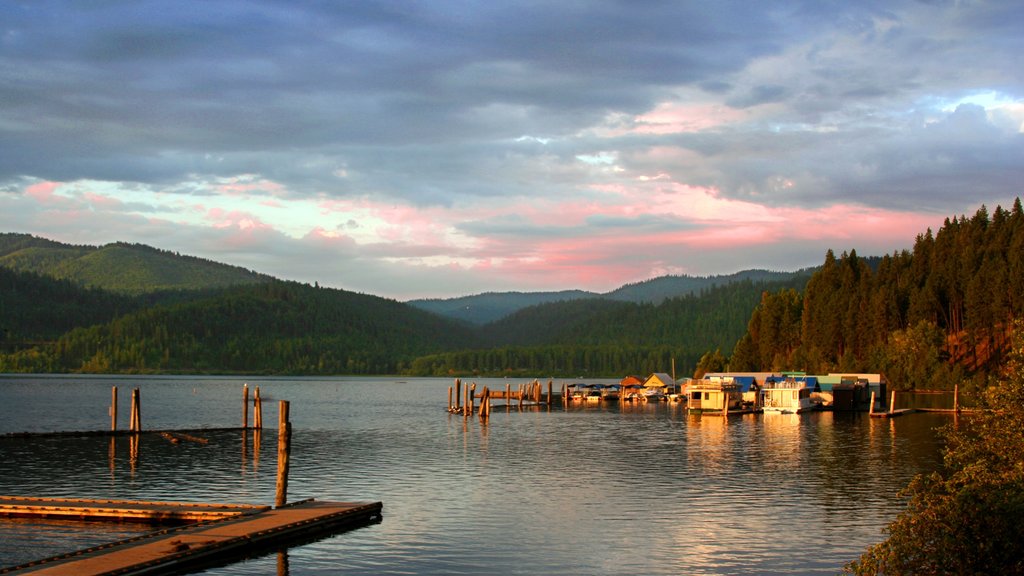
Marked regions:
[0,376,946,575]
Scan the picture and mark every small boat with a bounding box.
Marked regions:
[601,384,621,402]
[641,388,666,402]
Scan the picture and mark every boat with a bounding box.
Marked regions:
[687,376,745,414]
[641,387,666,402]
[584,384,604,402]
[761,376,820,414]
[601,384,621,402]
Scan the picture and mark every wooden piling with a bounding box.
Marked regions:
[110,386,118,432]
[869,390,876,415]
[129,388,141,433]
[518,384,524,409]
[448,386,453,411]
[547,379,553,406]
[468,383,476,416]
[890,390,897,414]
[954,384,960,413]
[275,400,291,508]
[243,384,250,429]
[480,387,490,419]
[254,387,263,430]
[455,378,462,411]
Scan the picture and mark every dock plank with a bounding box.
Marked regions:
[3,500,382,575]
[0,497,268,524]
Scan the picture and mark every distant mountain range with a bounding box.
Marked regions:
[1,232,815,325]
[408,269,815,325]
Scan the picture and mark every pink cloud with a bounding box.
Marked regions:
[82,191,124,209]
[25,181,61,202]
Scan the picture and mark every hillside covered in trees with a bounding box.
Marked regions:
[732,199,1024,392]
[0,280,476,375]
[2,199,1019,381]
[0,233,273,294]
[405,275,811,376]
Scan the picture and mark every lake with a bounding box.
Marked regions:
[0,375,947,575]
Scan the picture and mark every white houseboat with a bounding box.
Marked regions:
[761,376,821,414]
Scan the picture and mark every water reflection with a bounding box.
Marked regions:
[0,377,947,575]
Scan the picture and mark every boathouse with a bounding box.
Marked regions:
[643,373,676,391]
[818,373,886,411]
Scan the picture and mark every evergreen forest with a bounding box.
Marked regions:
[0,199,1021,384]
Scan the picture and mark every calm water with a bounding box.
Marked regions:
[0,375,947,575]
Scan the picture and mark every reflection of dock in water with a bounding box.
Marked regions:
[0,499,382,575]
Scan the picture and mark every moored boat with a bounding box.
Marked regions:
[761,376,821,414]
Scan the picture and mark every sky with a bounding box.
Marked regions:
[2,1,1023,301]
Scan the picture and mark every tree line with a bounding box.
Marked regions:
[731,199,1024,391]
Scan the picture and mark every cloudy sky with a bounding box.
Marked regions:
[2,1,1022,300]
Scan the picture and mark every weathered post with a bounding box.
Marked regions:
[468,383,476,416]
[890,390,897,414]
[518,384,524,409]
[455,378,462,411]
[723,392,730,416]
[275,400,291,508]
[480,387,490,419]
[110,386,118,432]
[547,379,553,406]
[953,384,960,413]
[129,388,141,433]
[254,387,263,429]
[448,386,453,411]
[243,384,250,429]
[869,390,876,415]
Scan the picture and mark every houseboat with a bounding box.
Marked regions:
[761,376,821,414]
[687,376,745,414]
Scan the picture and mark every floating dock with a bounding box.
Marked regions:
[1,499,383,575]
[870,408,916,418]
[0,496,268,524]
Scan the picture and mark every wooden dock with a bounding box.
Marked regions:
[2,499,383,575]
[870,408,916,418]
[0,496,269,524]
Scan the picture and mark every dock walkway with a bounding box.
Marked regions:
[2,499,382,575]
[0,496,268,524]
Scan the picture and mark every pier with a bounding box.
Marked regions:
[1,499,382,575]
[1,386,382,574]
[0,497,268,524]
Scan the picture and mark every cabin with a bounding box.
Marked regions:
[687,376,744,413]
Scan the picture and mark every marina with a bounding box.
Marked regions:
[0,375,950,575]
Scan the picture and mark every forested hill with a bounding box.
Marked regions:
[733,199,1024,392]
[409,269,815,325]
[0,280,477,374]
[0,266,139,350]
[408,290,597,325]
[405,275,812,377]
[0,233,273,294]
